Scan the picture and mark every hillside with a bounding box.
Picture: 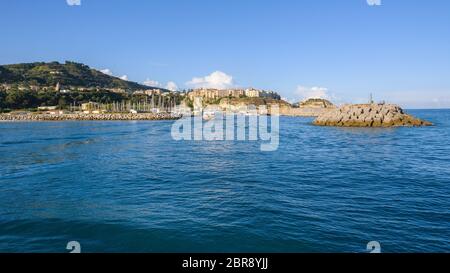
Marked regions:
[0,61,162,92]
[299,98,335,108]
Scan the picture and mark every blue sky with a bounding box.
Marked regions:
[1,0,449,108]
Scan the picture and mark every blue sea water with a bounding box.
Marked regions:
[0,110,449,253]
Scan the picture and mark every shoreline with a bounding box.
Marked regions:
[0,111,321,122]
[0,113,180,122]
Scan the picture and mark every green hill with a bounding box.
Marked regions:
[298,98,335,108]
[0,61,162,92]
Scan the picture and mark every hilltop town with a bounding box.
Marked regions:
[186,88,280,101]
[0,61,431,127]
[0,61,337,120]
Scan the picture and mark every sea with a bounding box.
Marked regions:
[0,110,449,253]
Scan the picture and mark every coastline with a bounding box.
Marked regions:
[0,113,180,122]
[0,108,326,122]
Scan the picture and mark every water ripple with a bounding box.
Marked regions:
[0,111,449,252]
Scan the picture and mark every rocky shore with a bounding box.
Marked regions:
[313,104,432,127]
[0,113,180,122]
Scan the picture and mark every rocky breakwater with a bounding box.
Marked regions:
[0,113,180,122]
[313,103,432,127]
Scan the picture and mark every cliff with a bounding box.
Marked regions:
[313,104,432,127]
[204,97,336,117]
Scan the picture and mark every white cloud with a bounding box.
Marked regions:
[186,71,234,89]
[66,0,81,6]
[143,79,178,91]
[143,79,162,87]
[165,81,178,91]
[296,86,330,101]
[100,69,113,76]
[98,68,132,82]
[367,0,381,6]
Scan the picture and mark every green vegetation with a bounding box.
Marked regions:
[299,98,334,108]
[0,61,156,91]
[0,61,184,111]
[0,88,124,111]
[0,90,6,112]
[0,88,183,111]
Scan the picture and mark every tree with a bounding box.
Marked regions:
[0,90,6,110]
[5,89,38,109]
[58,97,67,109]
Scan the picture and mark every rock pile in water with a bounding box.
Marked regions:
[313,104,432,127]
[0,113,180,122]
